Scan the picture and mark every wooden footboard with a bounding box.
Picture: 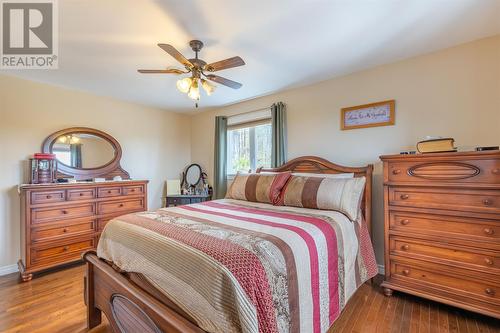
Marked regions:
[83,251,205,333]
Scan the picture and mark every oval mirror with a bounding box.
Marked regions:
[185,164,202,187]
[51,133,116,168]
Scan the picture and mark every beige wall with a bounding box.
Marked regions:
[190,35,500,266]
[0,75,192,269]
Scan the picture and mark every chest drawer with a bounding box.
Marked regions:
[387,160,500,184]
[31,203,95,224]
[67,188,96,201]
[391,260,500,304]
[30,237,95,266]
[390,237,500,273]
[98,199,145,215]
[389,211,499,245]
[31,190,65,205]
[31,219,96,242]
[389,187,500,214]
[98,187,122,198]
[122,185,143,196]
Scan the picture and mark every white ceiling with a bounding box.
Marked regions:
[3,0,500,112]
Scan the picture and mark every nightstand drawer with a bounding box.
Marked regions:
[167,197,191,206]
[389,187,500,213]
[390,237,500,273]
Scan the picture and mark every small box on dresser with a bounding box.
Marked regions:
[19,180,148,281]
[380,151,500,319]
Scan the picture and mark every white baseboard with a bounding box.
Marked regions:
[378,264,385,275]
[0,264,19,276]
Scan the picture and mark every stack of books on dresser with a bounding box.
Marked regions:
[416,137,456,153]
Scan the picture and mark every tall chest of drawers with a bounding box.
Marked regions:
[19,180,148,281]
[380,151,500,319]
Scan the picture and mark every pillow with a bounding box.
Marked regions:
[277,175,366,221]
[226,172,292,204]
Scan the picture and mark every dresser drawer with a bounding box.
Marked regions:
[30,237,95,266]
[31,203,95,224]
[97,217,115,232]
[122,185,143,196]
[31,219,95,242]
[389,211,500,244]
[391,260,500,304]
[31,190,65,204]
[67,188,96,201]
[98,187,122,198]
[390,237,500,273]
[387,159,500,184]
[97,199,145,215]
[389,187,500,213]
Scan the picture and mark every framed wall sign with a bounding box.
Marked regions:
[341,99,395,130]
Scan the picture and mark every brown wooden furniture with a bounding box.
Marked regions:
[19,180,148,282]
[380,150,500,319]
[84,156,373,333]
[42,127,130,180]
[165,194,211,207]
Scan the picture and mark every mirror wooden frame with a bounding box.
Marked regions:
[42,127,130,180]
[181,163,203,189]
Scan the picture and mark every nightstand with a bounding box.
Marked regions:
[165,194,211,207]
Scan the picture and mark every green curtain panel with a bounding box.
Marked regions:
[271,102,287,168]
[70,144,82,168]
[214,116,228,199]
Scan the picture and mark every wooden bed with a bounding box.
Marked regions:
[83,156,373,333]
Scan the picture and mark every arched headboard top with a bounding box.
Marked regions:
[258,156,373,236]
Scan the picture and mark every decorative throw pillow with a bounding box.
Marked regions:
[225,172,292,204]
[277,175,366,221]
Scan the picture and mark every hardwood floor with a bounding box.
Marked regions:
[0,264,498,333]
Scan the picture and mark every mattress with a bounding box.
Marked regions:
[97,199,378,333]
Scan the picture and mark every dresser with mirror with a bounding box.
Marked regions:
[19,127,148,281]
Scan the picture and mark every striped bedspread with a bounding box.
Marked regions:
[97,199,378,333]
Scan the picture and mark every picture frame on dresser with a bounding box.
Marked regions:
[380,150,500,319]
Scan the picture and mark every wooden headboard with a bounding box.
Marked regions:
[258,156,374,236]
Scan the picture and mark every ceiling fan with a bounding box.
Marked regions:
[138,40,245,107]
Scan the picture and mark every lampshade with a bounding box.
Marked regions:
[176,77,192,93]
[188,79,200,100]
[201,79,216,96]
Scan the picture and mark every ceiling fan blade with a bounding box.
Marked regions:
[205,56,245,72]
[138,69,186,74]
[158,44,193,69]
[206,74,242,89]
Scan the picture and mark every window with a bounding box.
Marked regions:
[227,121,272,175]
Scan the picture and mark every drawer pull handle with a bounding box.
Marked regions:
[108,190,112,194]
[119,203,124,207]
[130,189,135,192]
[392,169,401,175]
[79,193,84,196]
[402,269,410,276]
[483,199,493,206]
[493,169,500,175]
[401,244,410,251]
[484,228,495,235]
[62,210,68,214]
[400,194,409,200]
[400,219,410,225]
[63,228,68,233]
[63,246,69,251]
[485,288,495,296]
[484,258,494,266]
[46,195,52,199]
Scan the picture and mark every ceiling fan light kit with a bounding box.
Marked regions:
[138,40,245,107]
